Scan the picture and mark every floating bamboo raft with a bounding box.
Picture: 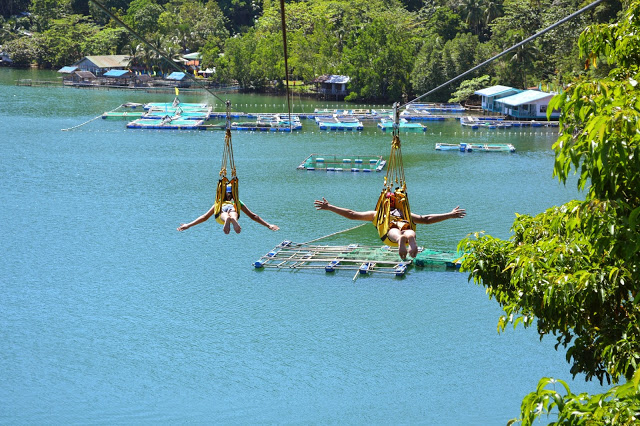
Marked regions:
[297,154,386,172]
[253,241,461,279]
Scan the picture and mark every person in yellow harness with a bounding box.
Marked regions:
[314,194,465,259]
[178,185,280,234]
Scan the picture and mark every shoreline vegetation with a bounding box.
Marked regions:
[0,0,623,104]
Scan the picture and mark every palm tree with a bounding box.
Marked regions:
[459,0,484,35]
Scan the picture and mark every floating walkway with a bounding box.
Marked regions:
[126,118,204,130]
[378,118,426,132]
[253,241,462,279]
[297,154,386,172]
[435,142,516,152]
[461,116,558,129]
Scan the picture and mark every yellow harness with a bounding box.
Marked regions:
[213,102,241,225]
[373,110,415,246]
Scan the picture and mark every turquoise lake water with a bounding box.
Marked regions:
[1,68,606,424]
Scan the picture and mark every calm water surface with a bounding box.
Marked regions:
[1,69,605,424]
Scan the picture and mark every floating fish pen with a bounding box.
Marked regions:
[377,118,426,132]
[101,111,145,119]
[253,241,461,278]
[297,154,386,172]
[316,116,364,131]
[143,102,209,110]
[126,118,204,130]
[461,116,558,129]
[142,108,212,120]
[405,102,466,113]
[435,142,516,153]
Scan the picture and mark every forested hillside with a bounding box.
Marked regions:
[0,0,622,101]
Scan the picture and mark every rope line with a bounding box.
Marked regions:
[61,104,122,131]
[401,0,605,108]
[302,223,368,245]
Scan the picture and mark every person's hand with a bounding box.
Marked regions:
[268,224,280,231]
[177,223,189,231]
[450,206,466,218]
[314,197,329,210]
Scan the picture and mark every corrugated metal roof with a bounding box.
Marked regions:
[103,69,130,77]
[75,71,96,79]
[314,74,350,84]
[58,66,78,73]
[496,90,555,106]
[474,85,519,96]
[80,55,130,68]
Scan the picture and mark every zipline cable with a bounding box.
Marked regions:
[401,0,605,108]
[89,0,228,106]
[279,0,293,130]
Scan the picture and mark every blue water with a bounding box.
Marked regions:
[1,68,605,424]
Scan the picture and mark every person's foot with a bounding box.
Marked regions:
[232,219,241,234]
[223,219,231,234]
[398,240,408,260]
[409,240,418,258]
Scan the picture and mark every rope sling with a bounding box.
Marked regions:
[373,103,415,246]
[213,101,241,224]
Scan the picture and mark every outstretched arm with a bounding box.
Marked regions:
[177,204,216,231]
[411,206,466,225]
[314,197,375,221]
[240,204,279,231]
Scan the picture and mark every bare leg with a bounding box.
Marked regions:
[221,212,231,234]
[387,229,407,260]
[404,230,418,257]
[229,211,241,234]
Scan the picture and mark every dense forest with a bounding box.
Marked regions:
[0,0,622,102]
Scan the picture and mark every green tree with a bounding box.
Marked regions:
[343,14,415,101]
[2,33,42,66]
[39,14,99,67]
[29,0,73,32]
[459,0,640,421]
[448,74,490,103]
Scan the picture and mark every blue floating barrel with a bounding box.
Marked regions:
[363,169,371,172]
[359,262,371,274]
[254,260,265,268]
[369,159,378,164]
[326,167,335,171]
[343,158,351,163]
[355,159,363,164]
[351,168,360,172]
[325,260,340,272]
[316,157,324,163]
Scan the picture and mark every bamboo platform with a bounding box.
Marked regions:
[253,241,461,279]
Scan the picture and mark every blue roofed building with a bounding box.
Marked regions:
[313,74,350,100]
[495,90,559,120]
[474,85,521,113]
[72,55,131,76]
